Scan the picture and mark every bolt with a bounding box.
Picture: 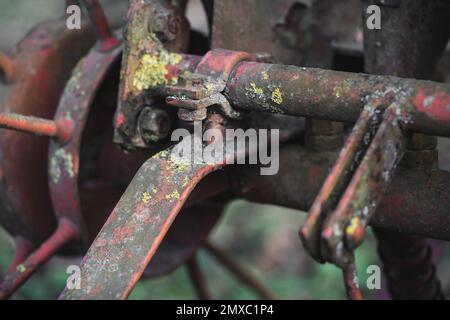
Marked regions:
[138,108,172,143]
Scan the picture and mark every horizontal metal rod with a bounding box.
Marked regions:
[0,113,72,142]
[157,54,450,137]
[224,62,450,137]
[231,145,450,241]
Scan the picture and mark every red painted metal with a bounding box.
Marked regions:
[59,127,248,299]
[6,238,33,273]
[0,219,78,299]
[0,19,95,244]
[0,113,72,142]
[1,0,450,301]
[48,43,123,243]
[79,0,119,52]
[342,260,362,300]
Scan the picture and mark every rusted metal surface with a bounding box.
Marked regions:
[60,127,247,299]
[232,144,450,241]
[116,52,450,146]
[363,0,447,300]
[165,49,257,121]
[301,107,384,264]
[0,19,95,244]
[48,43,122,243]
[79,0,120,52]
[363,0,450,79]
[114,0,195,150]
[300,104,407,298]
[374,229,444,300]
[320,107,407,266]
[0,9,121,298]
[0,218,78,299]
[342,260,362,300]
[225,62,450,137]
[213,0,362,68]
[0,113,71,142]
[1,0,450,301]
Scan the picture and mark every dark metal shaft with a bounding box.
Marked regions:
[362,0,448,300]
[186,255,212,300]
[204,242,276,300]
[79,0,119,51]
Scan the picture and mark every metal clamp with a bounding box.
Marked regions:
[165,49,259,122]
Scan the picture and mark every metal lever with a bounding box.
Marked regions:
[301,101,408,299]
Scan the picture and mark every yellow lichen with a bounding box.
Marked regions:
[142,192,151,204]
[167,157,189,172]
[182,176,190,187]
[271,88,283,105]
[248,83,264,97]
[16,264,26,273]
[261,71,269,80]
[50,148,75,184]
[346,217,361,236]
[165,190,180,201]
[133,51,182,91]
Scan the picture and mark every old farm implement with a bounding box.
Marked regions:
[0,0,449,299]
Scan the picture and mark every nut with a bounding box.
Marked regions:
[138,108,172,143]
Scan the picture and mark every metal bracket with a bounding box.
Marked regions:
[165,49,258,122]
[301,98,408,299]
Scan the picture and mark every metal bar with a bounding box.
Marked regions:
[6,238,34,273]
[224,61,450,137]
[342,258,363,300]
[301,106,383,263]
[204,242,276,300]
[48,42,122,244]
[374,229,444,300]
[186,255,212,300]
[59,130,245,299]
[135,52,450,137]
[0,219,78,300]
[0,113,71,142]
[321,107,407,267]
[232,146,450,242]
[363,0,448,301]
[79,0,119,51]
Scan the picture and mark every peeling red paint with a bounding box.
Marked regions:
[414,90,450,122]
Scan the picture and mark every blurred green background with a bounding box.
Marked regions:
[0,0,449,300]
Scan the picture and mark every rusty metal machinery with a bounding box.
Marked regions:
[0,0,449,300]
